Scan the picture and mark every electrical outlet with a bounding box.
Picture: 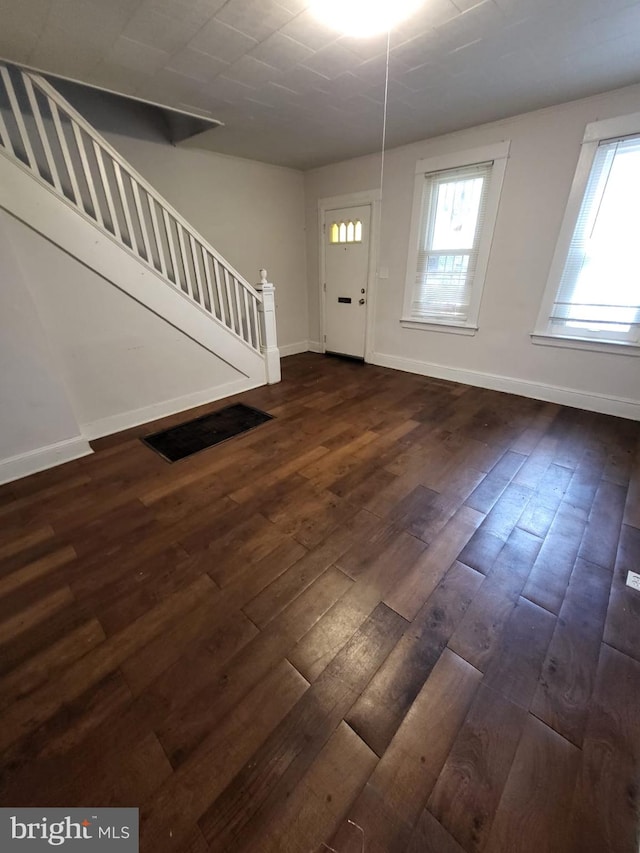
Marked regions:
[626,571,640,592]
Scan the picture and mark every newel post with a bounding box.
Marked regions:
[256,268,281,384]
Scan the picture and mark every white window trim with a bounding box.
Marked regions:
[401,140,510,333]
[533,110,640,355]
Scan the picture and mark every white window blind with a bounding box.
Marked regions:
[410,161,492,323]
[548,134,640,344]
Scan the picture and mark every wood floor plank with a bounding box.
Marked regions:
[482,597,556,708]
[266,476,360,550]
[603,523,640,663]
[384,506,484,621]
[0,670,136,806]
[0,525,55,559]
[203,513,293,587]
[448,527,543,672]
[67,539,184,602]
[346,561,483,756]
[364,448,451,516]
[387,484,445,540]
[0,475,91,524]
[328,420,419,500]
[512,435,559,490]
[406,810,467,853]
[289,529,425,682]
[522,503,587,614]
[243,509,379,628]
[326,783,412,853]
[211,536,307,615]
[361,649,481,830]
[122,600,257,696]
[0,586,75,645]
[578,479,627,571]
[483,715,580,853]
[601,423,636,486]
[140,660,309,853]
[568,644,640,853]
[563,447,605,514]
[0,618,106,711]
[63,499,156,557]
[228,443,332,505]
[428,685,528,852]
[250,722,377,853]
[298,429,379,490]
[457,529,506,575]
[334,521,403,580]
[198,604,407,851]
[68,544,192,631]
[91,551,212,638]
[0,546,76,597]
[424,437,503,494]
[0,575,214,752]
[623,439,640,528]
[155,566,353,766]
[530,557,610,745]
[464,451,526,513]
[516,462,572,538]
[476,482,533,542]
[331,464,398,509]
[0,597,94,678]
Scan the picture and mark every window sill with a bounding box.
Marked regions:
[401,319,478,336]
[531,333,640,356]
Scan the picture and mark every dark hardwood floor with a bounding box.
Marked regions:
[1,353,639,853]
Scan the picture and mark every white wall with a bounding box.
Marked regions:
[115,137,310,353]
[0,213,89,483]
[1,212,250,440]
[305,82,640,418]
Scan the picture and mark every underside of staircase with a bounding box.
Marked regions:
[0,61,280,388]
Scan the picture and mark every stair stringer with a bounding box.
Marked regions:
[0,152,267,383]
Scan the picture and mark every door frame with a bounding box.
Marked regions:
[318,189,381,361]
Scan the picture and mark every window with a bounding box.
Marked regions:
[329,219,362,244]
[534,113,640,352]
[402,141,509,334]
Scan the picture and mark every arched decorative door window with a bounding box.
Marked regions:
[329,218,363,244]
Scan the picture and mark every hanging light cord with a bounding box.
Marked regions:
[379,29,391,205]
[371,28,391,299]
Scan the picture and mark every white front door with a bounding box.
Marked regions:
[323,204,371,358]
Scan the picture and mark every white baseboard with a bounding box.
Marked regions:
[279,341,311,357]
[308,340,323,353]
[0,436,93,486]
[370,351,640,421]
[81,376,264,440]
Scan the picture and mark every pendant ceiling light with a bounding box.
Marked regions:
[309,0,423,38]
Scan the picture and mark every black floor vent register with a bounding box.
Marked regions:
[142,403,274,462]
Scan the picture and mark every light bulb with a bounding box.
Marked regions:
[310,0,424,38]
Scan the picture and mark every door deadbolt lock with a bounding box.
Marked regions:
[359,298,366,305]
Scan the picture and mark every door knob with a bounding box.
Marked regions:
[359,298,366,305]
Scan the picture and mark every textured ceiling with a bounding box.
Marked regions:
[2,0,640,169]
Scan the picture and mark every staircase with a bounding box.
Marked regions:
[0,62,280,386]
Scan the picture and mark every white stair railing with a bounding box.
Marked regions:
[0,62,276,368]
